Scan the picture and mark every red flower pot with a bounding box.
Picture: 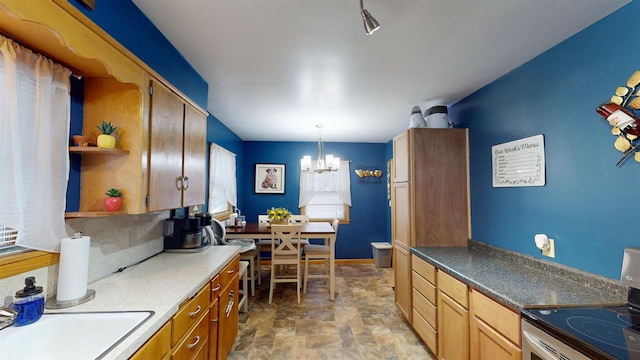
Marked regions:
[104,197,122,212]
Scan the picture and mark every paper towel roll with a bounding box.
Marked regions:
[56,235,90,301]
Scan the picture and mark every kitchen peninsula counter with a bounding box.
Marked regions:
[48,245,240,360]
[412,240,627,312]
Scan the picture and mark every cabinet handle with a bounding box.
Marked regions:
[175,177,183,191]
[227,268,235,274]
[212,284,221,292]
[212,317,219,323]
[225,290,235,317]
[189,305,202,318]
[187,335,200,350]
[183,176,190,190]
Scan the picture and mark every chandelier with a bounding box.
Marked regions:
[301,125,340,173]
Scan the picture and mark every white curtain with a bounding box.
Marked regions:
[208,143,237,213]
[0,35,72,252]
[299,160,352,208]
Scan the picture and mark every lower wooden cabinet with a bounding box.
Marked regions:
[412,254,437,355]
[470,290,521,360]
[438,291,469,360]
[129,321,172,360]
[128,255,240,360]
[212,255,240,360]
[410,256,522,360]
[393,244,412,322]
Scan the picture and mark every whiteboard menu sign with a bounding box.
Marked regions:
[492,135,545,187]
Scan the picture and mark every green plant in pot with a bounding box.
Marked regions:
[96,121,118,149]
[104,188,123,212]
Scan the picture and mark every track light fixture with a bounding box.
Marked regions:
[359,0,380,35]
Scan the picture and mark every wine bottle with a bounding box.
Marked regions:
[596,102,640,136]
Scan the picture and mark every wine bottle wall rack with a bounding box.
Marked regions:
[598,70,640,166]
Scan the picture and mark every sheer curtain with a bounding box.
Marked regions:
[299,160,351,218]
[0,35,72,252]
[208,143,237,214]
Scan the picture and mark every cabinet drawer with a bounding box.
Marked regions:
[412,270,436,304]
[437,271,468,308]
[471,289,521,346]
[172,283,211,346]
[411,254,436,283]
[413,309,437,355]
[413,288,436,329]
[219,255,239,289]
[172,309,210,360]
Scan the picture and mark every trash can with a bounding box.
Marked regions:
[371,242,392,268]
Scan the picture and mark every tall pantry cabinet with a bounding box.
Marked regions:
[391,128,470,323]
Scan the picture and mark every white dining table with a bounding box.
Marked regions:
[225,222,337,300]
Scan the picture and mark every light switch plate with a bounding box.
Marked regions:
[621,248,640,288]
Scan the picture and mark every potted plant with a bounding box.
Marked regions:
[96,121,118,149]
[267,207,291,224]
[104,188,123,212]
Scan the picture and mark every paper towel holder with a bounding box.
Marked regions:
[45,289,95,309]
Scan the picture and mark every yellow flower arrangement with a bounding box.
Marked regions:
[267,207,291,222]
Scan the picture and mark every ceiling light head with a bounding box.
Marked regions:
[301,125,340,173]
[361,9,380,35]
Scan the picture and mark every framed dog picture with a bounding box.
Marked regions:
[254,163,285,194]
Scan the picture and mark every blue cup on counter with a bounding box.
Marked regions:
[13,276,44,326]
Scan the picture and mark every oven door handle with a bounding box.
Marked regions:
[522,330,562,360]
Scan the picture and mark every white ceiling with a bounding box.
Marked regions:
[132,0,628,143]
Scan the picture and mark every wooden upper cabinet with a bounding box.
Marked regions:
[182,104,207,208]
[392,128,470,247]
[392,131,409,183]
[148,80,207,212]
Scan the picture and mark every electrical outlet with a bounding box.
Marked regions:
[542,238,555,258]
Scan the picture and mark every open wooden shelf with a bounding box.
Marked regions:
[69,146,129,155]
[65,211,127,218]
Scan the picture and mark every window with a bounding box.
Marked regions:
[299,160,351,223]
[0,34,72,254]
[207,143,237,218]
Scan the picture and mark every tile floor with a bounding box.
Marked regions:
[228,263,435,360]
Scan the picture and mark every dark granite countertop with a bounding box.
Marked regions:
[411,240,627,312]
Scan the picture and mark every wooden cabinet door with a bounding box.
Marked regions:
[129,321,171,360]
[148,80,185,211]
[393,244,412,322]
[438,291,469,360]
[391,181,411,248]
[412,128,470,247]
[182,103,206,207]
[393,131,409,182]
[470,316,521,360]
[217,273,239,360]
[209,299,219,360]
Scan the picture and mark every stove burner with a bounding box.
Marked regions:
[567,316,640,352]
[616,306,640,328]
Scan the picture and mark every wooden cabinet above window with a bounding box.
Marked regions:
[0,0,208,218]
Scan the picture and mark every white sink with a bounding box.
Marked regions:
[0,311,153,360]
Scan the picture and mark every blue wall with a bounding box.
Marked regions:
[241,141,388,259]
[68,0,207,108]
[449,1,638,279]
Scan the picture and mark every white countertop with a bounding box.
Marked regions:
[47,245,241,360]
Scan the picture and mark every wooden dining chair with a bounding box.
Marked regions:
[303,218,339,293]
[288,214,310,246]
[257,215,275,270]
[269,224,303,304]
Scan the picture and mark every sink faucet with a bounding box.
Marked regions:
[0,295,17,330]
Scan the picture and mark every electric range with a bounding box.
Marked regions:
[521,248,640,360]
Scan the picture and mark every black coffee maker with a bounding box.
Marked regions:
[164,213,211,252]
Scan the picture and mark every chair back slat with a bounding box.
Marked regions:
[288,214,309,224]
[271,224,303,256]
